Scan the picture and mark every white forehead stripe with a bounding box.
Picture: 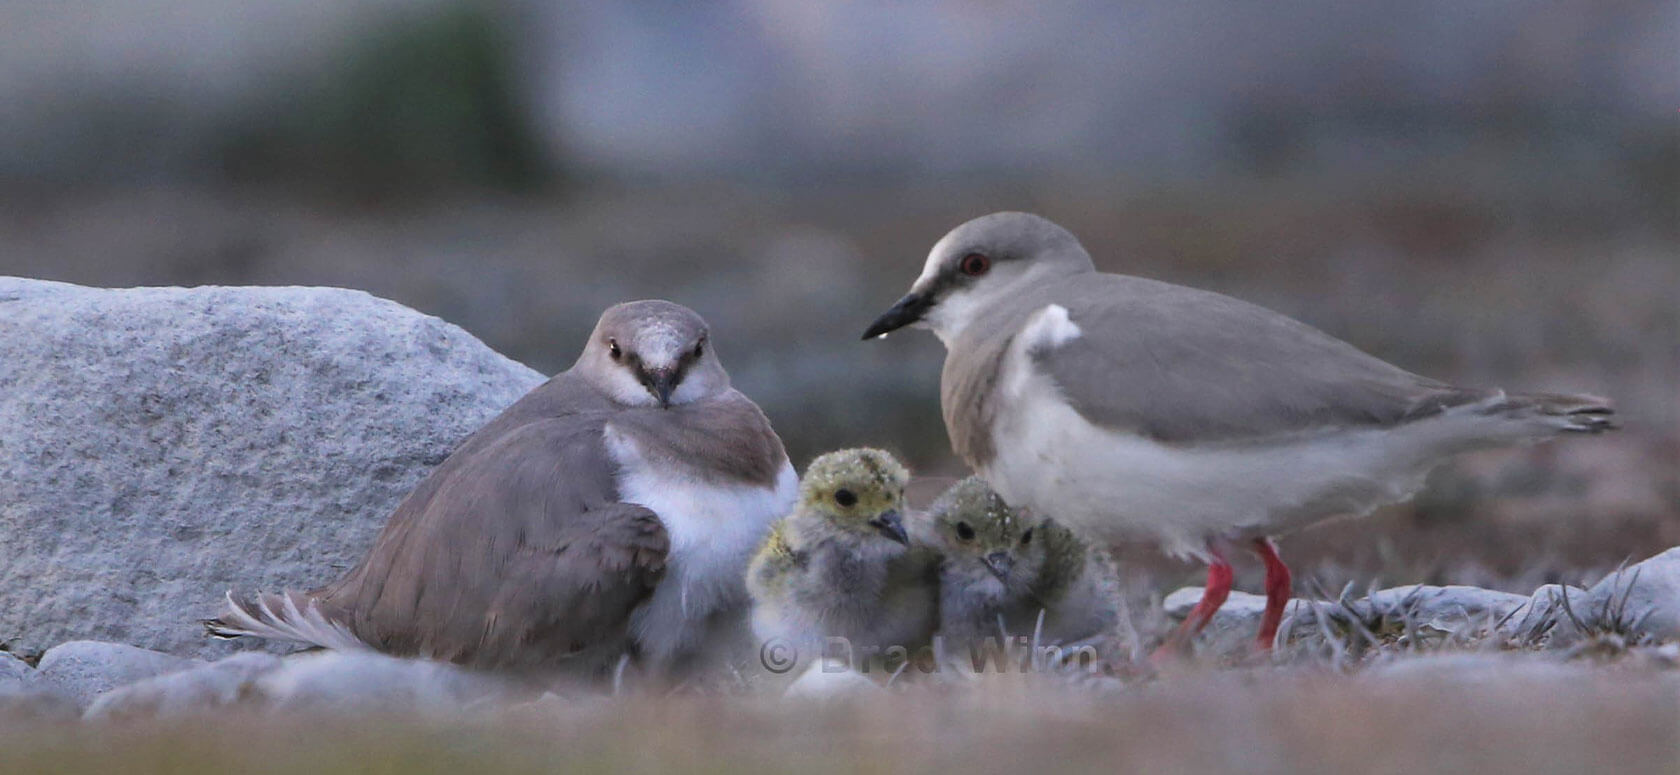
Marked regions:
[913,235,954,289]
[636,321,685,368]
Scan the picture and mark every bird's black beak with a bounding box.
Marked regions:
[867,510,910,546]
[642,368,678,408]
[983,551,1015,581]
[862,292,934,340]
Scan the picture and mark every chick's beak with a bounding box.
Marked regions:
[867,509,910,546]
[642,368,678,408]
[862,292,934,340]
[983,551,1015,581]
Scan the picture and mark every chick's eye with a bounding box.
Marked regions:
[608,340,622,360]
[1020,528,1033,546]
[956,522,975,541]
[693,339,705,358]
[834,489,857,508]
[960,253,991,277]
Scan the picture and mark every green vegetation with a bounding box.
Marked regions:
[220,0,554,197]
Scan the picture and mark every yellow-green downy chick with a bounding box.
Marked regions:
[929,476,1121,649]
[747,449,940,656]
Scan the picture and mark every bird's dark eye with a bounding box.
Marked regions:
[608,339,622,360]
[1020,528,1033,546]
[959,253,991,277]
[834,489,857,508]
[693,337,705,358]
[956,522,975,541]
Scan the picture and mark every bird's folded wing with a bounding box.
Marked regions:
[472,500,668,668]
[322,415,669,670]
[1034,277,1487,444]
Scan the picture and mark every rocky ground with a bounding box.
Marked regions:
[6,546,1679,722]
[2,277,1675,772]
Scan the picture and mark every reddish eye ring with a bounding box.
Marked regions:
[959,253,991,277]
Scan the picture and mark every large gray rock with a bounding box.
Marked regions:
[0,278,545,658]
[30,640,200,708]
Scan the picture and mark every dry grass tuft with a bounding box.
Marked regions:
[2,669,1675,775]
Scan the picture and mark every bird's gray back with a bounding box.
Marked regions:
[943,272,1488,465]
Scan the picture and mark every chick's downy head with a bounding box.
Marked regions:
[797,448,911,546]
[930,476,1047,595]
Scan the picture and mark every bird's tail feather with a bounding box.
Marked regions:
[1484,391,1619,434]
[203,590,370,652]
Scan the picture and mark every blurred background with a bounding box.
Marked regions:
[1,0,1674,592]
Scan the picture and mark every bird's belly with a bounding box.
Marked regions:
[982,383,1438,559]
[611,443,798,664]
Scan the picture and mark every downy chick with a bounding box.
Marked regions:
[747,449,940,660]
[930,477,1122,651]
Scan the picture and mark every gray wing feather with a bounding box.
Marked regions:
[1033,275,1487,443]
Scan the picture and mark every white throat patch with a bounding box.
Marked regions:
[598,367,658,407]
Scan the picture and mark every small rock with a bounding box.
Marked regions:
[84,652,283,721]
[30,641,201,708]
[1565,547,1680,643]
[1163,587,1267,621]
[1498,584,1589,644]
[503,690,613,717]
[1162,588,1311,627]
[253,651,526,714]
[1285,585,1528,643]
[1162,584,1534,658]
[1359,585,1529,632]
[785,663,885,700]
[1164,588,1309,659]
[0,679,80,723]
[0,650,29,681]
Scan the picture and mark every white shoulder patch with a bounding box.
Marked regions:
[1021,303,1082,351]
[998,303,1082,402]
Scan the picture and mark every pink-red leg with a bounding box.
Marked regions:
[1153,544,1233,658]
[1253,537,1291,649]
